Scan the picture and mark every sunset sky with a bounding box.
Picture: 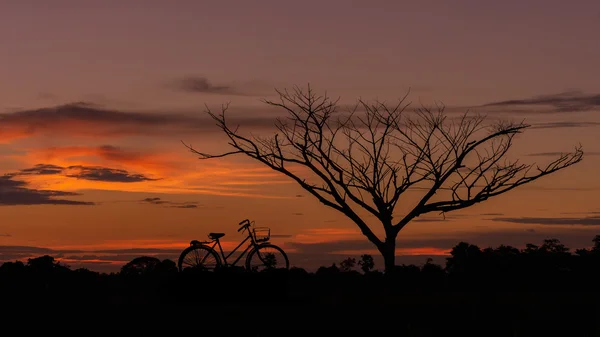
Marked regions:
[1,0,599,272]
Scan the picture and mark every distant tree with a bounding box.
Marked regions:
[446,242,482,273]
[540,238,570,254]
[523,243,540,254]
[339,257,356,272]
[0,261,25,274]
[120,256,161,277]
[358,254,375,274]
[156,259,178,274]
[316,263,339,275]
[27,255,70,273]
[421,258,445,280]
[593,235,600,252]
[184,85,583,273]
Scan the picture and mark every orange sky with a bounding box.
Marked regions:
[1,1,599,272]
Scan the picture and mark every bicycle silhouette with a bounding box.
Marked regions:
[178,219,289,272]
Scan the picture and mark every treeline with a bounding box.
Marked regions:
[1,235,600,305]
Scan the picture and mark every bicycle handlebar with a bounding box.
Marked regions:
[239,219,250,226]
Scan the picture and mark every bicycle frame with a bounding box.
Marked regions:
[204,231,261,267]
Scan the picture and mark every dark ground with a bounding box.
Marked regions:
[3,239,600,337]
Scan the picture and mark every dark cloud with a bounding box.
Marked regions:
[0,233,12,237]
[0,102,199,140]
[412,215,460,223]
[140,197,200,209]
[0,176,94,206]
[482,91,600,113]
[528,151,600,157]
[142,197,168,205]
[9,164,158,183]
[489,216,600,226]
[174,76,232,94]
[530,121,600,129]
[519,185,599,192]
[65,165,158,183]
[17,164,64,175]
[292,213,303,216]
[171,76,263,96]
[171,204,198,209]
[0,102,278,141]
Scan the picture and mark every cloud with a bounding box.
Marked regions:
[173,76,233,94]
[140,197,200,209]
[482,91,600,112]
[0,176,94,206]
[412,215,460,223]
[0,102,198,142]
[0,233,12,237]
[9,163,158,183]
[528,151,600,157]
[24,145,184,177]
[530,121,600,129]
[17,164,64,175]
[64,165,158,183]
[170,76,265,96]
[489,216,600,226]
[0,102,279,142]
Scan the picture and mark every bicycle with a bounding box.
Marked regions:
[177,219,290,272]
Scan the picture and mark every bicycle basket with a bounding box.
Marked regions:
[252,227,270,242]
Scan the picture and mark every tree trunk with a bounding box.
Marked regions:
[380,235,397,274]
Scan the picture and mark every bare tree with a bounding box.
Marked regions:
[183,85,583,273]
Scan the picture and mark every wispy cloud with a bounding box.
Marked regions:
[482,91,600,113]
[172,76,233,95]
[489,216,600,226]
[9,163,158,183]
[528,151,600,157]
[530,121,600,129]
[170,76,266,96]
[0,233,12,237]
[64,165,158,183]
[0,102,279,142]
[140,197,200,209]
[0,176,94,206]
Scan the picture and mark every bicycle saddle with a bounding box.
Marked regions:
[209,232,225,239]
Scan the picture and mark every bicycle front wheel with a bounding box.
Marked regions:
[246,244,289,272]
[178,245,221,272]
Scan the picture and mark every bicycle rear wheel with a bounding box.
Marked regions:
[178,245,221,272]
[246,244,289,272]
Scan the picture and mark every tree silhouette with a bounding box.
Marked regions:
[120,256,161,277]
[358,254,375,274]
[183,85,583,273]
[593,235,600,252]
[339,257,356,272]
